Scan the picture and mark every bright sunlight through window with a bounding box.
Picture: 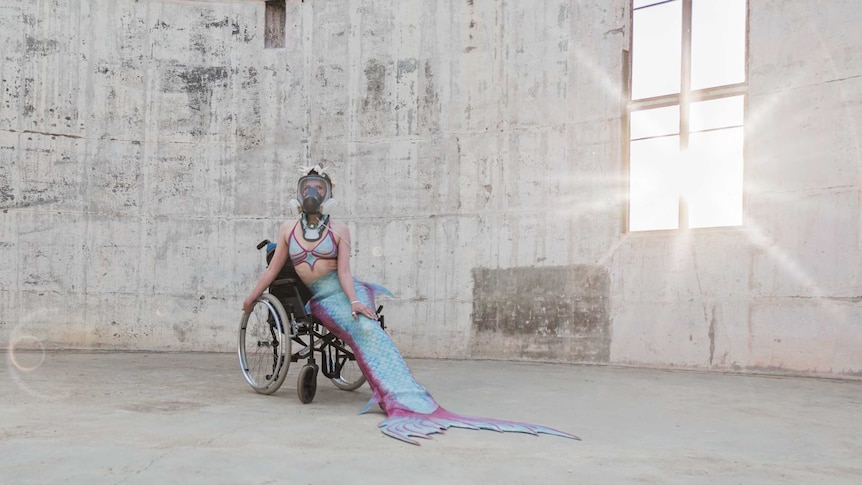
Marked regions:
[628,0,747,232]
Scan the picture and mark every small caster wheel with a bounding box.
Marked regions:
[298,364,318,404]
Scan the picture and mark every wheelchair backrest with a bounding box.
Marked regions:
[265,242,313,317]
[270,281,309,319]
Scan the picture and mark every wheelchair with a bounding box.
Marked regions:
[237,239,385,403]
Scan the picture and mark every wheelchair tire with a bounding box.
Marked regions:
[297,364,318,404]
[238,293,291,395]
[330,340,366,391]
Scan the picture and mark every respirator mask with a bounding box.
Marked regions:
[290,173,336,215]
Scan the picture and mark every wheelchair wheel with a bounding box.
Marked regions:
[297,364,318,404]
[238,293,291,395]
[330,339,366,391]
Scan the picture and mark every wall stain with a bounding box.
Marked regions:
[471,265,611,362]
[25,36,60,56]
[174,322,191,343]
[396,58,417,82]
[362,59,386,113]
[160,66,229,136]
[0,183,14,204]
[204,18,231,29]
[241,66,259,89]
[419,60,439,134]
[558,4,570,28]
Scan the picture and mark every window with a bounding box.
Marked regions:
[627,0,747,231]
[265,0,286,49]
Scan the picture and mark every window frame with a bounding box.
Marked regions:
[623,0,750,233]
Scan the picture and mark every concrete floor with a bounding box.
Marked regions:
[1,351,860,484]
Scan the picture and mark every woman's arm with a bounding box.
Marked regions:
[242,221,291,314]
[334,222,377,320]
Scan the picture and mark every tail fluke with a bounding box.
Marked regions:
[379,407,580,446]
[359,389,383,415]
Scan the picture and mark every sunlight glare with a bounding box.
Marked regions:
[684,127,744,228]
[631,1,682,100]
[691,0,747,90]
[630,105,680,140]
[630,136,681,231]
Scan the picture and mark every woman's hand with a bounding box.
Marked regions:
[242,296,257,315]
[350,300,377,320]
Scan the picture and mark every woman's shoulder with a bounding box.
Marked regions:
[279,218,300,236]
[326,219,351,243]
[327,219,348,231]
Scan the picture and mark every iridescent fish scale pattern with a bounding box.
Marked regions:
[308,272,580,445]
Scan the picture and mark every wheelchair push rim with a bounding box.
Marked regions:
[238,293,291,394]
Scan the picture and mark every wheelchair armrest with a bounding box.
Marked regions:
[272,278,298,286]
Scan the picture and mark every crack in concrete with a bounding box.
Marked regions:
[824,296,862,303]
[113,450,171,485]
[0,198,60,211]
[1,128,83,140]
[784,295,862,303]
[708,306,716,366]
[823,73,862,85]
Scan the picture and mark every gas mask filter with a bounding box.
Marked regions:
[302,186,324,213]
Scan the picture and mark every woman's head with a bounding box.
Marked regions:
[296,166,334,214]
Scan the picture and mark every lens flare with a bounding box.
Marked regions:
[5,312,70,401]
[8,334,46,373]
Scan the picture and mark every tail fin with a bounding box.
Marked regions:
[359,389,383,415]
[378,407,580,446]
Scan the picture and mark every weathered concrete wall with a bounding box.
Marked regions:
[1,0,860,378]
[293,0,627,360]
[1,0,309,351]
[609,0,862,377]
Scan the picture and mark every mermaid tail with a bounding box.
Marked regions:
[378,408,578,445]
[307,272,579,445]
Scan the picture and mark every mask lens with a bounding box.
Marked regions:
[297,175,331,213]
[300,177,328,196]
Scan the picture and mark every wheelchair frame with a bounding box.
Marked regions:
[238,239,384,403]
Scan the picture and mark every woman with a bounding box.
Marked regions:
[244,166,578,445]
[242,168,378,321]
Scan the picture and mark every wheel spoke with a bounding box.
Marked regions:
[238,294,291,394]
[329,340,366,391]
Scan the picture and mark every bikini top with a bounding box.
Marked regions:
[288,223,338,269]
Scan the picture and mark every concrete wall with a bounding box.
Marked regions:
[610,0,862,377]
[1,0,860,378]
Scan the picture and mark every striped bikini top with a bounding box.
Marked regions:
[288,223,338,269]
